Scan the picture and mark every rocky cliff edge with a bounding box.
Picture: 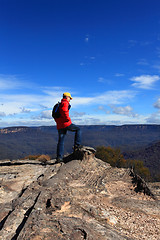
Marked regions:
[0,147,160,240]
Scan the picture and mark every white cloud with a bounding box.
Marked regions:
[109,105,138,117]
[146,111,160,124]
[130,75,160,89]
[72,113,146,126]
[0,112,6,117]
[98,77,112,85]
[0,118,55,128]
[0,75,21,90]
[1,85,136,113]
[97,106,110,114]
[72,97,93,106]
[56,90,137,108]
[96,90,136,105]
[0,75,32,90]
[0,86,66,116]
[39,110,52,119]
[80,56,95,66]
[39,104,48,109]
[98,77,105,83]
[21,107,31,113]
[42,88,136,108]
[0,111,150,127]
[0,94,43,115]
[71,111,86,117]
[153,98,160,109]
[0,75,139,127]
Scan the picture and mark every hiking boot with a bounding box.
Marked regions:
[73,145,83,152]
[55,158,63,164]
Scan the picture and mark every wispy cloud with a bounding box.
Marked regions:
[85,34,89,43]
[0,112,6,117]
[128,40,152,48]
[97,106,110,114]
[71,111,86,117]
[0,83,70,117]
[0,75,32,90]
[130,75,160,89]
[39,104,48,109]
[98,77,105,83]
[98,77,112,85]
[20,107,31,113]
[115,73,125,77]
[146,111,160,124]
[0,84,137,121]
[72,113,146,126]
[0,75,22,90]
[137,59,149,66]
[0,93,44,115]
[80,56,96,66]
[0,118,54,128]
[96,90,136,105]
[0,74,138,126]
[153,98,160,109]
[38,110,52,119]
[109,105,138,117]
[72,90,136,107]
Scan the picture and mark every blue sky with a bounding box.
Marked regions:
[1,0,160,127]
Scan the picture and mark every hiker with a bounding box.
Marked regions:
[54,92,82,163]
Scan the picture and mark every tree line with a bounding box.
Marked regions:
[96,146,151,181]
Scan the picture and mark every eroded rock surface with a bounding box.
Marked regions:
[0,146,159,240]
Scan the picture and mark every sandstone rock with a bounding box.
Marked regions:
[0,147,159,240]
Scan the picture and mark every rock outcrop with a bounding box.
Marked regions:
[0,147,159,240]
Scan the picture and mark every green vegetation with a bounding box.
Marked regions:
[96,146,151,181]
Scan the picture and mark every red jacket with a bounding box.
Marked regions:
[55,98,72,130]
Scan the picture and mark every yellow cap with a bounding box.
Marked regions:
[63,92,73,99]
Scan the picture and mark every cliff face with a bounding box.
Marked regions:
[124,141,160,179]
[0,147,159,240]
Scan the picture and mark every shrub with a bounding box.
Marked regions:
[96,146,151,181]
[22,154,41,160]
[96,146,125,167]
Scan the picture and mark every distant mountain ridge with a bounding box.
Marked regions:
[0,126,28,134]
[1,125,160,160]
[1,124,160,181]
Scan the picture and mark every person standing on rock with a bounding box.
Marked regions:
[54,92,82,163]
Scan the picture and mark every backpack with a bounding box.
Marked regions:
[52,102,61,119]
